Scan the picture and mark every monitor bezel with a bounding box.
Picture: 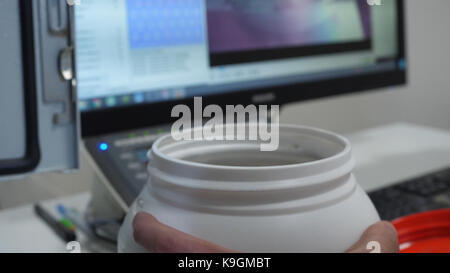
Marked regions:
[81,0,406,137]
[0,0,41,175]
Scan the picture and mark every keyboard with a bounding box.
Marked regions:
[84,126,170,206]
[369,167,450,220]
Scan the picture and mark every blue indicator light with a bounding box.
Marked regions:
[398,59,406,70]
[99,143,109,151]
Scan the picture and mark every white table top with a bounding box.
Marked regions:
[348,123,450,192]
[0,192,115,253]
[1,122,450,252]
[0,193,91,253]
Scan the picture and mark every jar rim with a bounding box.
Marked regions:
[151,124,351,171]
[148,124,354,192]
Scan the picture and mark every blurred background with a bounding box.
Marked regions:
[2,0,448,210]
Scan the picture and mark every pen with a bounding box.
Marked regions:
[34,204,77,243]
[57,204,94,237]
[60,218,76,231]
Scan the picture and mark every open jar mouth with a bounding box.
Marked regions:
[151,124,351,170]
[147,125,357,209]
[147,124,355,194]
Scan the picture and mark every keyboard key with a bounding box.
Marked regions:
[120,152,134,160]
[127,162,143,170]
[370,167,450,220]
[435,193,450,206]
[136,150,149,163]
[135,172,149,181]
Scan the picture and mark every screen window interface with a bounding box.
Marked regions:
[76,0,403,111]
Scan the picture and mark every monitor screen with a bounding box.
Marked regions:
[76,0,404,112]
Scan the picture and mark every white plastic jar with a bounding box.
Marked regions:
[118,125,380,252]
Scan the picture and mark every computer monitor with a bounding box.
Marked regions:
[76,0,406,137]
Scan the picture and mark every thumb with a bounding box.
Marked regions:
[346,221,399,253]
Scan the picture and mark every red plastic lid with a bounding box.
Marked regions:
[392,209,450,253]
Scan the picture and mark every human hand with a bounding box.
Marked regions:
[133,212,399,253]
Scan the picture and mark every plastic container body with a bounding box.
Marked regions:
[118,125,380,252]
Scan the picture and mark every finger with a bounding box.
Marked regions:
[133,212,235,253]
[346,221,399,253]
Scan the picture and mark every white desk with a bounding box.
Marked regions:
[0,193,88,253]
[1,122,450,253]
[348,123,450,192]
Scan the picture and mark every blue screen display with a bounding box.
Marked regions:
[126,0,206,49]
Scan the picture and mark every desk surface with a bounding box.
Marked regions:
[1,122,450,253]
[0,193,92,253]
[348,123,450,192]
